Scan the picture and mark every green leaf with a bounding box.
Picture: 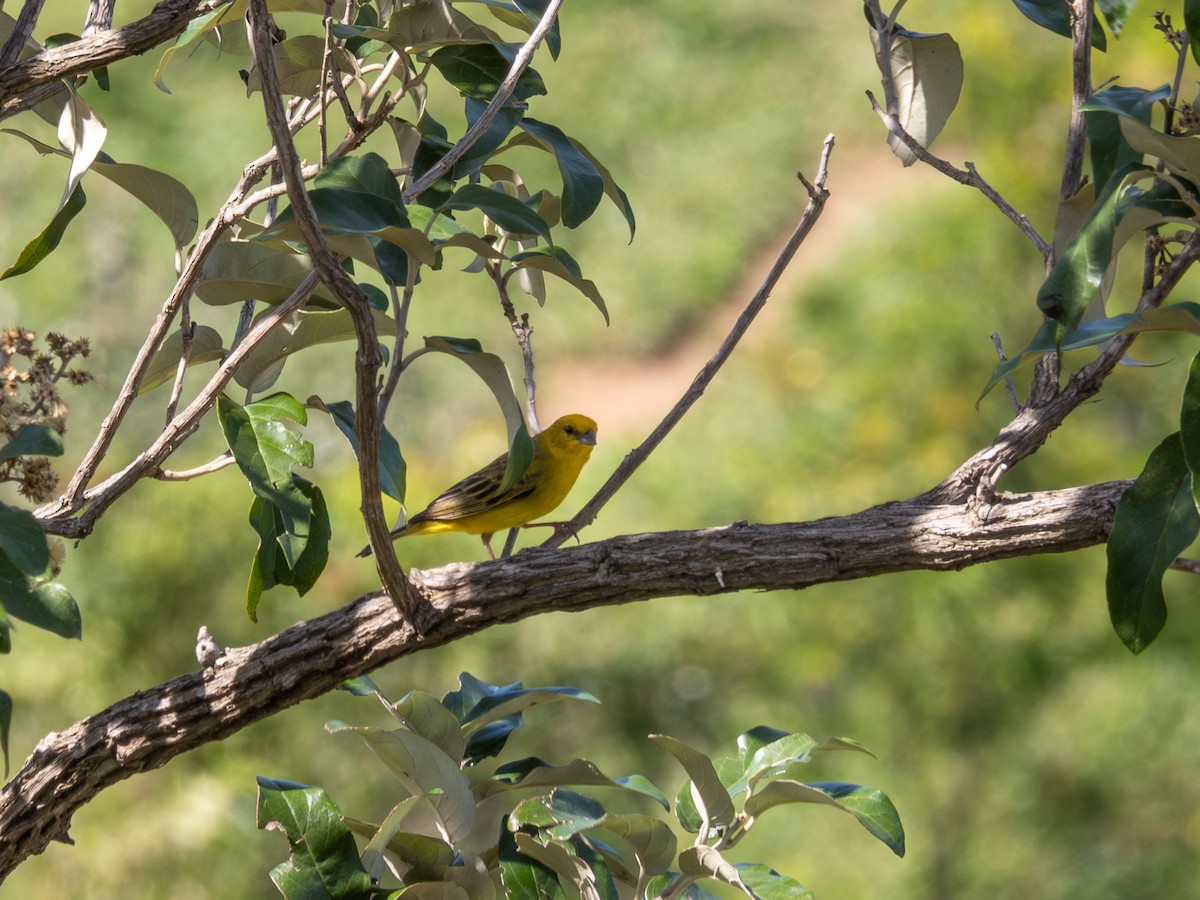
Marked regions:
[328,724,475,842]
[452,680,600,733]
[244,475,329,619]
[1097,0,1134,37]
[510,246,610,324]
[870,26,963,166]
[440,183,553,243]
[442,674,598,764]
[0,503,50,576]
[0,184,86,280]
[314,152,407,217]
[590,813,677,879]
[1036,173,1131,331]
[154,4,235,93]
[2,128,199,247]
[243,34,357,97]
[429,43,546,104]
[0,552,81,639]
[421,336,527,446]
[1011,0,1106,50]
[458,98,526,179]
[1116,117,1200,184]
[679,845,752,894]
[1182,353,1200,477]
[330,2,493,53]
[736,864,814,900]
[1081,85,1171,196]
[1186,0,1200,65]
[221,393,313,491]
[256,777,374,899]
[745,781,906,857]
[499,825,567,900]
[516,118,604,227]
[312,398,406,502]
[741,731,819,788]
[646,873,722,900]
[497,423,535,496]
[0,688,10,777]
[0,424,63,461]
[391,689,467,763]
[650,734,737,832]
[233,307,398,393]
[500,134,636,239]
[981,302,1200,400]
[195,240,339,307]
[139,325,226,395]
[57,88,106,208]
[482,757,670,810]
[1106,433,1200,653]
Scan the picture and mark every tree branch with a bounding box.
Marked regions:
[0,479,1128,879]
[246,0,426,626]
[0,0,222,112]
[401,0,564,202]
[545,136,835,548]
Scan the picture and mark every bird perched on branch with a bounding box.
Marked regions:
[357,413,597,560]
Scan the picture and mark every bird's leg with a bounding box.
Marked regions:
[521,521,581,545]
[481,533,497,560]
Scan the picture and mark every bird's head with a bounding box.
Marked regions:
[542,414,598,458]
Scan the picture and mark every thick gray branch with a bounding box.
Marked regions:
[0,479,1127,879]
[0,0,217,112]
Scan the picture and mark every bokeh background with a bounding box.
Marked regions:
[3,2,1200,897]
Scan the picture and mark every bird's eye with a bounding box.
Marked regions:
[564,424,576,435]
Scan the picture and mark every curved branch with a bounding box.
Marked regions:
[246,0,425,625]
[0,479,1129,879]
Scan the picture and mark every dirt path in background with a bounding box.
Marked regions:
[542,154,940,432]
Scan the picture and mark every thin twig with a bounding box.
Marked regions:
[153,453,236,481]
[40,273,323,536]
[402,0,564,202]
[1059,0,1094,202]
[543,135,837,549]
[990,332,1021,414]
[865,91,1052,260]
[164,318,195,426]
[1169,557,1200,575]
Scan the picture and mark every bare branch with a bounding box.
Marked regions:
[38,272,323,538]
[0,0,223,113]
[544,135,836,549]
[0,0,44,69]
[153,453,236,481]
[865,92,1052,259]
[0,479,1128,878]
[934,229,1200,501]
[1059,0,1094,202]
[82,0,117,37]
[401,0,564,202]
[247,0,426,626]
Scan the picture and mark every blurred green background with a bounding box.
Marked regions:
[3,2,1200,898]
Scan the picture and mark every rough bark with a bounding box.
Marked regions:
[0,479,1127,879]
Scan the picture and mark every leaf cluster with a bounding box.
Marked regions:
[257,673,903,900]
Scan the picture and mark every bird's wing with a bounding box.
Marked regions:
[412,453,540,523]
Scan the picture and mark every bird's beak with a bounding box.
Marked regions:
[578,428,597,446]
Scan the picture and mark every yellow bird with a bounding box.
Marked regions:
[358,413,597,560]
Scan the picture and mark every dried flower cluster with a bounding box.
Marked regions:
[1,326,93,503]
